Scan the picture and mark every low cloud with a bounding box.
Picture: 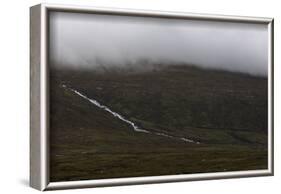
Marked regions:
[49,11,268,76]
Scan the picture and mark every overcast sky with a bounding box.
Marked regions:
[49,11,268,76]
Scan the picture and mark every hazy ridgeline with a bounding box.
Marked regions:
[49,11,268,77]
[49,10,268,139]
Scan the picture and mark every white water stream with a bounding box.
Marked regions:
[62,84,200,144]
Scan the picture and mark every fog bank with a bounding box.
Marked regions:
[49,11,268,76]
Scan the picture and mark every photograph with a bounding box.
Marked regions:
[48,10,270,182]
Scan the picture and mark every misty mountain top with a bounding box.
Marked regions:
[49,11,268,77]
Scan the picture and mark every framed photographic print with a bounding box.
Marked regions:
[30,3,274,191]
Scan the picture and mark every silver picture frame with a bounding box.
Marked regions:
[30,3,274,191]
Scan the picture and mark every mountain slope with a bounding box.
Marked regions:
[50,64,268,182]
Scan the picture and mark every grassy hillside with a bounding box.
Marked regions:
[50,65,268,182]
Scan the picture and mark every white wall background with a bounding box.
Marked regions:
[0,0,279,193]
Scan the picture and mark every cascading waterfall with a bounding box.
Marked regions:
[62,84,200,144]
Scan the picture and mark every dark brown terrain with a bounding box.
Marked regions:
[50,64,268,182]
